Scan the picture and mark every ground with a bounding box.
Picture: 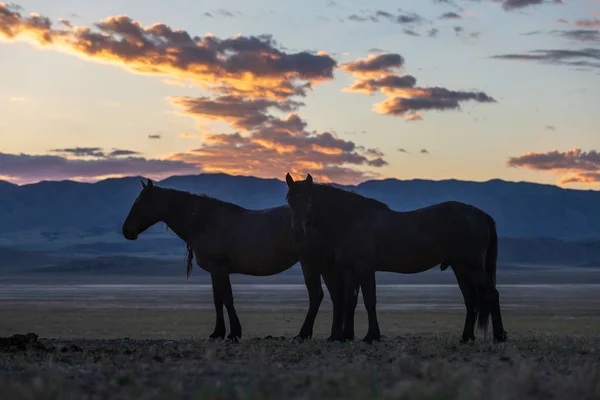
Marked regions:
[1,275,599,399]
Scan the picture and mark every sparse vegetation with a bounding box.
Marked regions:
[1,332,599,399]
[1,281,599,399]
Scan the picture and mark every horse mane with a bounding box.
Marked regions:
[185,242,194,280]
[155,186,245,278]
[160,187,246,213]
[314,183,390,211]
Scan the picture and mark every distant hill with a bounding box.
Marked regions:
[0,173,599,265]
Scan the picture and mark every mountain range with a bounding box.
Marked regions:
[0,173,599,273]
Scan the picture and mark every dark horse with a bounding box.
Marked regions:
[284,173,508,344]
[122,179,345,341]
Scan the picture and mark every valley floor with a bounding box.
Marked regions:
[0,278,599,399]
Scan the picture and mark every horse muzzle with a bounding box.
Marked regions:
[122,226,138,241]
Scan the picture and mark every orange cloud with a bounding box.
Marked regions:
[341,53,404,77]
[342,53,496,119]
[404,112,423,121]
[559,173,600,184]
[167,113,387,184]
[1,3,387,184]
[0,4,337,101]
[508,149,600,185]
[169,95,303,130]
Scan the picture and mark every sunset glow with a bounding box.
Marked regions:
[1,1,598,187]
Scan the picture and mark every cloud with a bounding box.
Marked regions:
[108,149,141,157]
[179,132,198,139]
[428,28,440,37]
[0,151,200,184]
[433,0,561,11]
[341,53,404,76]
[217,9,235,17]
[575,19,600,28]
[559,172,600,184]
[5,2,23,12]
[1,4,384,184]
[0,4,338,101]
[545,125,556,130]
[342,53,496,119]
[500,0,563,11]
[491,48,600,69]
[166,113,387,184]
[346,10,424,25]
[439,12,462,19]
[344,74,417,95]
[556,29,600,43]
[51,147,106,158]
[397,148,409,153]
[420,149,429,155]
[404,112,423,121]
[375,89,495,115]
[454,26,464,35]
[50,147,143,158]
[403,29,420,37]
[58,18,71,28]
[148,134,162,139]
[169,95,303,130]
[507,149,600,185]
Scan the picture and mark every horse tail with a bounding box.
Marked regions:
[476,213,498,337]
[185,243,194,280]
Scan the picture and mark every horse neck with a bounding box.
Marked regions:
[312,188,373,238]
[159,191,207,244]
[160,190,242,244]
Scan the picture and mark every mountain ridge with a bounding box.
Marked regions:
[0,173,599,247]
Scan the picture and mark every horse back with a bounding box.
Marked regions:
[369,201,492,271]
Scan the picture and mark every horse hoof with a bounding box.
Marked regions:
[293,334,310,342]
[494,331,508,343]
[460,336,475,344]
[225,335,240,343]
[208,332,225,341]
[362,333,380,344]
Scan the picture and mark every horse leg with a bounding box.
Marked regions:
[470,268,507,343]
[209,266,226,340]
[221,273,242,342]
[321,266,345,342]
[342,270,359,341]
[357,264,381,344]
[295,258,324,340]
[451,266,477,343]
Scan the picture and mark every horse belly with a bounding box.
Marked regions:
[228,243,298,277]
[376,235,444,274]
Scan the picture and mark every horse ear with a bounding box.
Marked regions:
[285,173,294,187]
[306,174,313,185]
[140,180,147,189]
[147,179,154,189]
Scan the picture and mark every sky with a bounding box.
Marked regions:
[0,0,599,188]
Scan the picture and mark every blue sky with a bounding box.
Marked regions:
[0,0,599,187]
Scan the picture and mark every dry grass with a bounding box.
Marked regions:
[1,332,599,400]
[1,282,600,399]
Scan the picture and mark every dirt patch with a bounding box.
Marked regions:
[1,332,599,399]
